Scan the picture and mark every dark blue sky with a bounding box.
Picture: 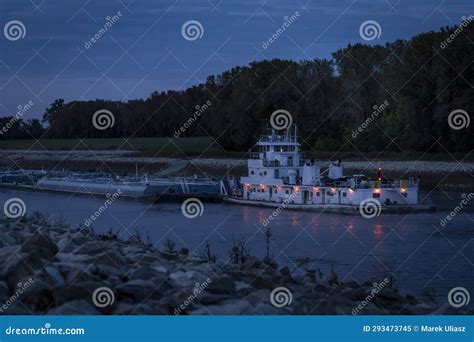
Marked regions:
[0,0,472,119]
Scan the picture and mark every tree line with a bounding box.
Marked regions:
[1,23,473,153]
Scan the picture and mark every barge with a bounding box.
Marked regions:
[0,170,221,200]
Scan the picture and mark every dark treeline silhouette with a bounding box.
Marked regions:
[2,24,473,153]
[0,117,44,140]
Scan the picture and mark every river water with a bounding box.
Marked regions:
[1,188,472,302]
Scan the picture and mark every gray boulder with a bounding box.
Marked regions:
[73,241,112,255]
[130,267,168,282]
[53,280,107,305]
[47,299,101,315]
[1,252,44,290]
[0,245,21,264]
[206,276,236,295]
[113,300,167,315]
[0,281,9,301]
[169,270,208,288]
[249,275,274,289]
[16,279,54,312]
[116,279,162,301]
[243,256,262,270]
[190,299,253,315]
[44,266,65,286]
[21,232,58,260]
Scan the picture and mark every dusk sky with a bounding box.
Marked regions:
[0,0,472,120]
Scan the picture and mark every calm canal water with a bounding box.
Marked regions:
[1,188,472,302]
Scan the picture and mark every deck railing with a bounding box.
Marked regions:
[279,178,419,188]
[247,158,307,168]
[249,152,260,159]
[259,135,297,143]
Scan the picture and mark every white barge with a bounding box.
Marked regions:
[223,125,435,215]
[0,170,221,200]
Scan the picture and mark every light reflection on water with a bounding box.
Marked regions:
[0,188,472,302]
[373,224,383,240]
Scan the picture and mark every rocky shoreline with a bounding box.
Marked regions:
[0,214,470,315]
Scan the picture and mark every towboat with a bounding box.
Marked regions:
[223,125,436,215]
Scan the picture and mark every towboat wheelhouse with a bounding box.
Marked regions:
[239,125,420,207]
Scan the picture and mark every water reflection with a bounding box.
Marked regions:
[242,206,250,223]
[257,208,266,226]
[328,217,338,234]
[288,211,300,230]
[346,219,354,232]
[373,224,384,240]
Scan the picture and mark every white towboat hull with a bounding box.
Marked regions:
[223,196,436,214]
